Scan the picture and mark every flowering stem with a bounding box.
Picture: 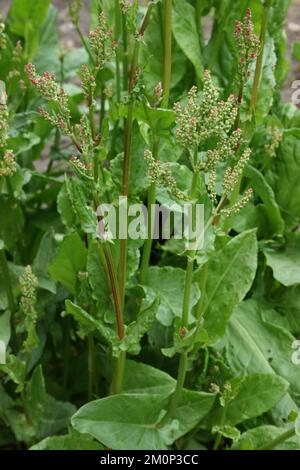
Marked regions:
[213,406,226,450]
[114,0,122,102]
[257,427,295,450]
[111,349,126,395]
[0,248,15,313]
[119,2,154,303]
[249,2,271,113]
[157,352,188,428]
[87,333,96,401]
[122,9,129,91]
[162,0,172,108]
[139,182,156,285]
[158,150,199,427]
[75,23,95,65]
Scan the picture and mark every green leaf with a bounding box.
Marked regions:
[25,365,46,428]
[244,164,285,236]
[272,131,300,229]
[223,374,288,425]
[72,362,215,449]
[172,0,204,80]
[8,0,51,56]
[201,230,258,344]
[225,299,300,395]
[145,266,200,326]
[48,233,87,295]
[65,300,116,344]
[123,286,159,355]
[233,425,299,450]
[264,233,300,287]
[0,311,11,352]
[72,393,169,450]
[33,5,60,74]
[30,431,104,450]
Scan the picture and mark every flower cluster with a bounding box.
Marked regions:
[13,40,23,64]
[78,64,96,102]
[0,150,16,177]
[89,12,117,70]
[144,150,187,200]
[0,97,9,149]
[68,0,82,25]
[19,266,38,315]
[74,115,95,156]
[174,71,238,152]
[0,18,6,55]
[223,148,251,197]
[18,266,39,351]
[25,63,72,136]
[221,187,253,217]
[0,90,17,177]
[234,8,260,83]
[265,126,282,158]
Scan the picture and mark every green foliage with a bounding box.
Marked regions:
[0,0,299,452]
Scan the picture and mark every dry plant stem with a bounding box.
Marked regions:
[0,248,15,313]
[119,3,154,304]
[249,2,271,113]
[257,427,296,451]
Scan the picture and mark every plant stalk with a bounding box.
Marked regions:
[119,3,154,303]
[0,248,16,313]
[249,2,271,113]
[257,427,295,451]
[162,0,172,108]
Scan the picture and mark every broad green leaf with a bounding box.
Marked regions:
[145,266,200,326]
[72,385,215,449]
[172,0,204,80]
[72,393,169,450]
[25,365,46,428]
[140,5,186,95]
[37,395,76,440]
[225,300,300,395]
[65,300,116,344]
[201,230,257,344]
[233,425,300,450]
[30,432,104,450]
[8,0,51,56]
[244,165,285,236]
[213,374,288,426]
[272,131,300,229]
[293,42,300,61]
[34,5,60,74]
[123,360,175,396]
[264,233,300,287]
[48,233,87,295]
[0,311,11,351]
[123,287,159,355]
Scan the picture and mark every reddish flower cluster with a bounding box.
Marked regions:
[89,12,117,70]
[234,8,260,83]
